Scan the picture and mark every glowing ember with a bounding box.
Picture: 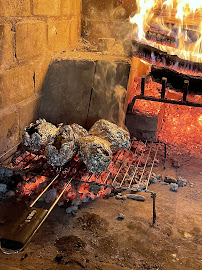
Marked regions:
[128,71,202,158]
[130,0,202,63]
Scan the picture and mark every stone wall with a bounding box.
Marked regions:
[82,0,136,44]
[0,0,81,155]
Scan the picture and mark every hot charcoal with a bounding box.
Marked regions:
[78,135,112,174]
[89,119,131,152]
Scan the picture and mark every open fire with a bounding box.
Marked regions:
[130,0,202,63]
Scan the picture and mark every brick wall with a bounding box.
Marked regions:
[0,0,81,155]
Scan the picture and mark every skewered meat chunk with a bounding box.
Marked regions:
[89,119,131,152]
[44,140,74,167]
[70,123,88,142]
[44,125,75,167]
[78,135,112,174]
[22,119,59,153]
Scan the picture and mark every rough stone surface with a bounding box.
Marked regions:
[17,94,41,137]
[86,61,130,129]
[117,213,125,220]
[47,19,70,51]
[0,0,30,16]
[0,106,19,155]
[177,176,187,187]
[39,58,95,126]
[0,64,34,109]
[16,21,46,62]
[61,0,81,16]
[0,23,14,71]
[33,0,60,16]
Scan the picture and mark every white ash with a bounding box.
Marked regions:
[170,183,178,192]
[22,119,59,153]
[78,135,112,174]
[89,119,131,152]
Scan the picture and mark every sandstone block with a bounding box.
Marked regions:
[0,0,30,16]
[16,21,46,62]
[33,0,60,16]
[0,23,14,71]
[0,106,19,155]
[60,0,74,16]
[0,65,34,109]
[69,19,80,47]
[48,19,70,51]
[34,56,52,92]
[17,94,41,137]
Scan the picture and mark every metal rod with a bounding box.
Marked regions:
[183,80,189,102]
[30,172,61,207]
[137,142,153,189]
[141,76,146,96]
[0,143,20,161]
[145,142,160,190]
[128,95,202,111]
[164,143,167,169]
[161,77,167,99]
[112,141,141,186]
[151,192,157,224]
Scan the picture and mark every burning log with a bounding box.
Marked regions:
[22,119,60,153]
[89,119,131,152]
[78,135,112,174]
[151,65,202,94]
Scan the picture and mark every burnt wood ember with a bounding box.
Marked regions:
[22,119,60,154]
[150,65,202,94]
[78,135,112,174]
[145,29,176,47]
[70,123,88,150]
[89,119,131,152]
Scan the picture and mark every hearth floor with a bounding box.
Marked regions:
[0,159,201,270]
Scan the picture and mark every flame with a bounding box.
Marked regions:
[130,0,202,63]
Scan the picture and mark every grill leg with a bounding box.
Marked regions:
[151,192,156,225]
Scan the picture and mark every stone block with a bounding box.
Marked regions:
[61,0,81,16]
[39,58,96,126]
[86,60,130,129]
[0,23,14,71]
[69,19,80,47]
[0,106,19,155]
[16,21,46,62]
[17,94,41,136]
[0,64,34,109]
[47,19,70,51]
[0,0,30,16]
[33,0,60,16]
[33,55,52,92]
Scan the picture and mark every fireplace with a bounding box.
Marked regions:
[0,1,202,269]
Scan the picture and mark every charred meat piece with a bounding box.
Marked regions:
[78,135,112,174]
[70,123,88,141]
[89,119,131,152]
[22,119,59,153]
[44,125,75,167]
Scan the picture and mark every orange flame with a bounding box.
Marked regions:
[130,0,202,63]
